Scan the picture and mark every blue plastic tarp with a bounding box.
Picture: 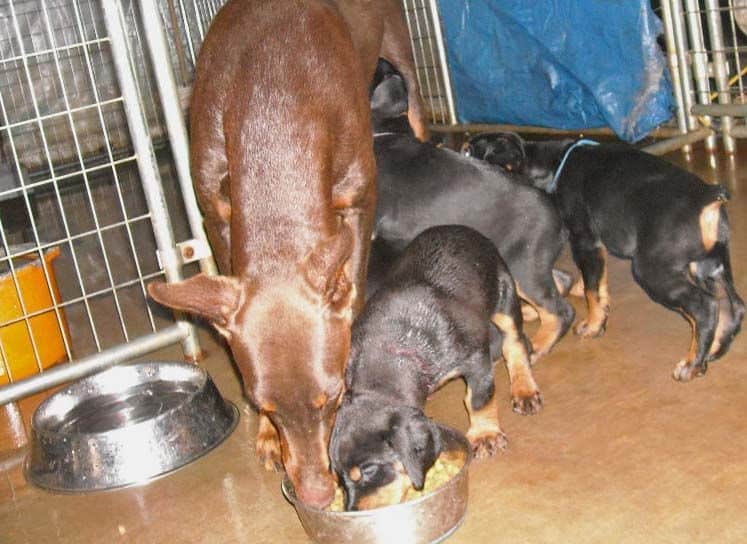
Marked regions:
[438,1,675,142]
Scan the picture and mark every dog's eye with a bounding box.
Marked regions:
[357,462,381,482]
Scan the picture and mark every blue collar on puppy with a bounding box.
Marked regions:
[547,139,600,193]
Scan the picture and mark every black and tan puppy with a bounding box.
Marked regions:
[330,225,541,510]
[465,132,745,381]
[370,59,574,363]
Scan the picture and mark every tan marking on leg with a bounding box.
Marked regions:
[673,313,701,381]
[685,313,699,363]
[521,303,539,322]
[491,313,542,414]
[687,261,731,358]
[574,246,610,337]
[708,298,733,357]
[700,201,723,252]
[517,285,562,363]
[464,386,506,458]
[356,464,412,510]
[569,276,585,298]
[256,413,282,472]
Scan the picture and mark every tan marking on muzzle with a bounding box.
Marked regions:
[356,463,412,510]
[700,201,723,252]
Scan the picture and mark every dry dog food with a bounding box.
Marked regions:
[327,450,465,511]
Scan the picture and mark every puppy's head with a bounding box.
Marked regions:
[462,132,526,173]
[330,398,444,510]
[370,58,409,128]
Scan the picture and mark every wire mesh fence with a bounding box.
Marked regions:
[0,0,220,394]
[658,0,747,153]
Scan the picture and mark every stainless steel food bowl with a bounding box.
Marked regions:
[282,425,471,544]
[25,361,238,493]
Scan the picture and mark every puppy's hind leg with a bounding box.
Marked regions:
[691,245,745,361]
[633,258,719,381]
[517,283,575,364]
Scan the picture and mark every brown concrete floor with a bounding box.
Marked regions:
[3,143,747,543]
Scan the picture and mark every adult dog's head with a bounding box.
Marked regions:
[148,231,356,508]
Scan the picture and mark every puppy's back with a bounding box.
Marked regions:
[383,225,501,309]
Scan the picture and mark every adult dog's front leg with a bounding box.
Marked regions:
[256,414,282,472]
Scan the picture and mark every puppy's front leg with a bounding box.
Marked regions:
[491,312,542,415]
[463,358,507,459]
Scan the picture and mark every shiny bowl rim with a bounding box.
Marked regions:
[281,424,471,517]
[30,361,212,438]
[23,400,240,495]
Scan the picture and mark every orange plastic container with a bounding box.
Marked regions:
[0,247,69,385]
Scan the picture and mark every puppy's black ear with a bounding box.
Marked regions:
[370,58,408,120]
[387,408,442,490]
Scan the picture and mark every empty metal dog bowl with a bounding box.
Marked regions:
[282,425,471,544]
[25,361,238,493]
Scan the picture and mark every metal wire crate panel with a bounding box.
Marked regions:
[402,0,455,125]
[0,0,222,175]
[0,0,202,387]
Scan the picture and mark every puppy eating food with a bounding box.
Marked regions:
[330,225,542,511]
[326,450,466,511]
[465,132,745,381]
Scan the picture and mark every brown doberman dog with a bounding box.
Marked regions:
[147,0,428,509]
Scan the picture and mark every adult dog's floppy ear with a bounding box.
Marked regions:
[370,58,409,121]
[148,274,243,330]
[387,408,443,490]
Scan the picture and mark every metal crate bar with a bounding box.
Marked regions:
[0,0,220,406]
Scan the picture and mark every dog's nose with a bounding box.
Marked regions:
[295,478,336,509]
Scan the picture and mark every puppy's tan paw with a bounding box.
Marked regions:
[467,430,508,459]
[574,319,606,338]
[672,359,707,382]
[512,390,543,415]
